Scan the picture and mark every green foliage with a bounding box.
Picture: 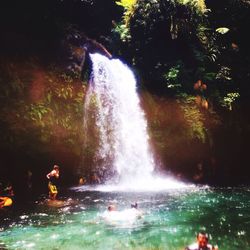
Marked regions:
[164,66,180,82]
[177,0,208,14]
[163,64,182,90]
[216,66,232,81]
[114,0,136,41]
[113,23,131,42]
[116,0,136,25]
[195,24,219,63]
[113,0,249,164]
[117,0,213,82]
[0,0,249,181]
[0,63,87,156]
[178,94,207,142]
[221,92,240,111]
[115,0,136,9]
[216,27,230,34]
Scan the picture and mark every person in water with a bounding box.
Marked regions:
[46,165,60,200]
[0,196,12,208]
[78,176,86,186]
[90,173,101,184]
[0,184,13,208]
[103,203,143,224]
[131,202,138,209]
[185,232,218,250]
[107,204,117,211]
[108,203,138,212]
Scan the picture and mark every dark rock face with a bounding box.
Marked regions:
[63,27,112,80]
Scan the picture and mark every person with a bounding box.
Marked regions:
[130,202,143,219]
[46,165,60,200]
[0,196,13,208]
[131,202,138,209]
[193,163,204,182]
[91,173,101,184]
[0,183,13,209]
[102,203,143,225]
[185,232,219,250]
[78,177,86,186]
[27,170,33,190]
[4,182,14,197]
[107,204,117,212]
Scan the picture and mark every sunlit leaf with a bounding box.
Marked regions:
[216,27,230,34]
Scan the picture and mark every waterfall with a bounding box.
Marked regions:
[83,53,186,191]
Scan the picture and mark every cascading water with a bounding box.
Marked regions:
[82,53,186,191]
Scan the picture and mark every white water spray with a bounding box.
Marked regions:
[82,53,187,191]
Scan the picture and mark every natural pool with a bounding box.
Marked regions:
[0,186,250,250]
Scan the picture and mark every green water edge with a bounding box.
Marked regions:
[0,186,250,250]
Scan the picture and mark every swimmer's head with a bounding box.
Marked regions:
[53,165,59,170]
[197,231,209,247]
[108,205,116,211]
[131,202,138,209]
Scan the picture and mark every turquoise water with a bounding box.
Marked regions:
[0,186,250,250]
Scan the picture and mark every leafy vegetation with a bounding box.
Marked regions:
[113,0,250,182]
[0,0,249,185]
[0,62,87,164]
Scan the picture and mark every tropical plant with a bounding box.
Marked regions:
[177,94,207,142]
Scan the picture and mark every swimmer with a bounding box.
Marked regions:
[0,196,13,208]
[131,202,138,209]
[102,203,143,225]
[185,231,219,250]
[130,202,143,218]
[108,204,117,211]
[78,177,86,186]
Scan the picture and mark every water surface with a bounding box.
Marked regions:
[0,186,250,250]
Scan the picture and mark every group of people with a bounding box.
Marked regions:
[78,172,101,186]
[106,203,218,250]
[1,165,58,210]
[0,165,218,250]
[33,165,220,249]
[103,202,143,225]
[1,165,220,249]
